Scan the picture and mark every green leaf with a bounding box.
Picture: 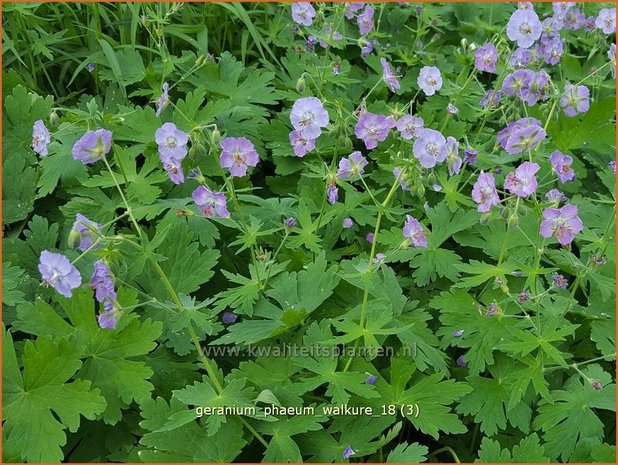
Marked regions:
[387,442,429,462]
[2,262,26,306]
[476,433,549,463]
[2,327,106,462]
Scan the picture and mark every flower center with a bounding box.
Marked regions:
[426,142,439,157]
[166,136,177,149]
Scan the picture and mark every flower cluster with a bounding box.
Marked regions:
[155,122,189,184]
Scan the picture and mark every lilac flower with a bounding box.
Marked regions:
[155,122,189,160]
[155,82,169,117]
[333,62,342,75]
[380,58,400,92]
[291,3,316,26]
[485,302,498,317]
[502,69,533,100]
[316,25,343,48]
[366,232,374,243]
[193,186,230,218]
[337,151,368,180]
[290,97,329,139]
[518,289,530,304]
[403,215,428,248]
[549,150,575,183]
[540,205,583,246]
[413,128,447,168]
[480,89,502,109]
[546,188,566,204]
[552,273,568,289]
[357,5,374,35]
[396,114,424,139]
[445,136,462,176]
[360,39,374,57]
[354,111,395,150]
[610,160,616,175]
[72,129,113,164]
[591,254,607,268]
[432,183,443,192]
[447,103,459,115]
[38,251,82,298]
[345,3,365,19]
[343,217,354,229]
[373,253,386,265]
[498,117,546,155]
[393,167,411,191]
[595,8,616,34]
[463,147,478,165]
[455,355,467,367]
[71,214,102,252]
[542,16,564,36]
[474,43,498,73]
[563,8,585,30]
[161,156,184,185]
[507,8,542,48]
[553,2,575,17]
[584,16,596,32]
[98,302,120,330]
[472,171,500,213]
[504,162,540,197]
[609,44,616,79]
[365,373,378,385]
[417,66,443,96]
[560,84,590,117]
[219,137,259,177]
[289,130,316,158]
[32,120,51,157]
[453,329,464,337]
[222,311,237,324]
[343,446,356,460]
[87,63,96,73]
[518,2,534,10]
[284,217,297,228]
[327,181,339,205]
[509,47,532,68]
[90,261,117,303]
[541,36,564,65]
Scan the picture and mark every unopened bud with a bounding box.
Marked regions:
[296,76,306,93]
[480,212,491,225]
[460,38,468,50]
[415,183,425,198]
[210,128,221,146]
[50,111,59,126]
[508,213,519,227]
[67,228,82,249]
[469,42,477,52]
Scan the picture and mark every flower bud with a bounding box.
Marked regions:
[415,183,425,198]
[50,111,59,126]
[427,172,437,185]
[508,213,519,227]
[67,228,82,250]
[210,128,221,146]
[469,42,477,52]
[460,38,468,50]
[480,212,491,225]
[296,75,306,93]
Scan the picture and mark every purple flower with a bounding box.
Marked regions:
[504,161,540,197]
[219,137,259,177]
[500,118,546,155]
[98,302,120,330]
[403,215,428,248]
[380,58,400,92]
[32,120,51,157]
[552,273,568,289]
[546,188,566,204]
[474,43,498,73]
[360,39,374,57]
[333,61,342,75]
[161,156,184,185]
[155,82,169,117]
[480,89,502,109]
[365,373,378,385]
[485,302,498,317]
[345,2,365,19]
[507,8,542,48]
[366,232,374,243]
[563,8,585,30]
[343,217,354,229]
[540,204,583,246]
[413,128,447,168]
[609,44,616,79]
[549,150,575,183]
[396,114,424,139]
[38,251,82,298]
[155,122,189,160]
[71,213,102,252]
[417,66,443,96]
[355,111,395,150]
[393,167,411,191]
[560,84,590,117]
[591,380,603,391]
[327,182,339,205]
[453,329,464,337]
[90,261,117,303]
[463,147,478,165]
[445,137,462,176]
[502,69,533,100]
[553,2,574,17]
[591,254,607,268]
[456,355,467,367]
[595,8,616,34]
[610,160,616,175]
[540,36,564,65]
[472,171,500,213]
[447,103,459,116]
[343,445,356,460]
[291,2,316,26]
[373,253,386,265]
[289,130,316,158]
[290,97,329,139]
[518,289,530,304]
[87,63,96,73]
[193,186,230,218]
[509,47,532,68]
[337,151,368,180]
[357,5,374,35]
[584,16,596,32]
[72,129,113,164]
[284,217,297,228]
[222,311,237,324]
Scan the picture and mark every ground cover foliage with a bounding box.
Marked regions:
[2,1,617,463]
